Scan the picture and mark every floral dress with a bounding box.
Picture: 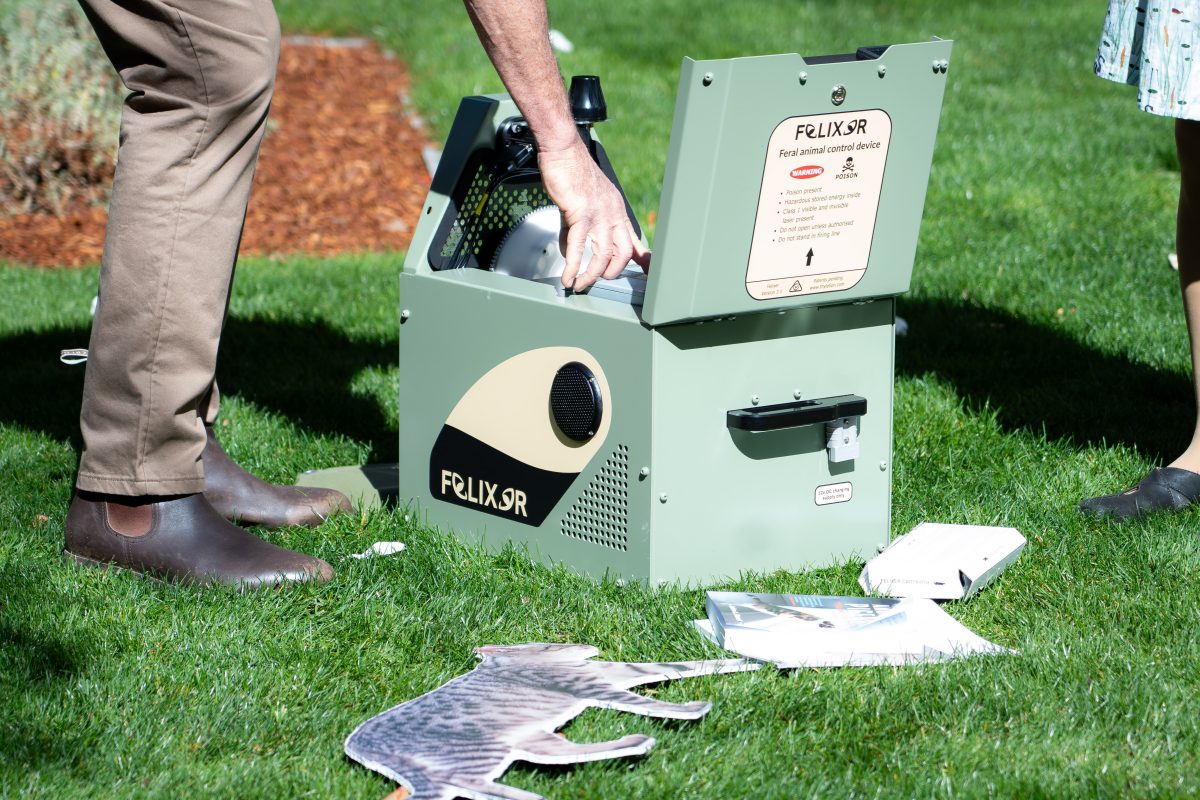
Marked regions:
[1095,1,1199,119]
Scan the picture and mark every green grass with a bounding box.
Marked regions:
[4,1,1200,797]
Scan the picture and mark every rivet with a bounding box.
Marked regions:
[879,461,888,471]
[639,467,650,479]
[798,71,809,85]
[793,389,802,400]
[659,493,669,503]
[932,60,941,73]
[751,395,760,405]
[400,308,411,321]
[877,65,887,78]
[702,72,714,86]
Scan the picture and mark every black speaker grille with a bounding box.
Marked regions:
[550,362,602,442]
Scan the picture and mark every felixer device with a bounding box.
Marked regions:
[301,40,953,584]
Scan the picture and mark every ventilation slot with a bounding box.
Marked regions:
[561,446,629,551]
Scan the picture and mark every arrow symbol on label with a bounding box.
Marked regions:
[806,248,815,267]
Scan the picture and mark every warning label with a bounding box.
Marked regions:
[746,109,891,300]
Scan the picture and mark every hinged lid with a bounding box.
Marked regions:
[642,40,953,326]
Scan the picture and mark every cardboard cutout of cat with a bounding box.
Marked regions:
[344,643,756,800]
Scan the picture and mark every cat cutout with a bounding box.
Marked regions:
[344,643,756,800]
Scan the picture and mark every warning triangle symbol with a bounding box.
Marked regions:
[789,281,803,293]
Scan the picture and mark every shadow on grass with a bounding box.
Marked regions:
[0,318,398,462]
[0,562,90,773]
[0,327,90,448]
[218,318,398,462]
[0,620,79,683]
[897,297,1192,462]
[3,298,1188,466]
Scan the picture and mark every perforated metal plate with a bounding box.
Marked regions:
[550,362,603,442]
[560,445,629,551]
[428,151,553,270]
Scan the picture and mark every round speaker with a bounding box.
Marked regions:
[550,362,603,442]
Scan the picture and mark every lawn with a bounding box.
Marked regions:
[3,1,1200,797]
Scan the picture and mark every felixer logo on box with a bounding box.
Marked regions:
[790,165,824,179]
[440,470,528,517]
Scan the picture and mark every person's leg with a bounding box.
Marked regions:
[75,0,279,494]
[1166,118,1200,470]
[66,0,339,585]
[1080,118,1200,519]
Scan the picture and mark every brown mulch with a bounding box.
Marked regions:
[0,39,431,268]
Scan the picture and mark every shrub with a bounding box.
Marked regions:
[0,0,121,215]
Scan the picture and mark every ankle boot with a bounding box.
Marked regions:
[64,492,335,588]
[202,425,352,528]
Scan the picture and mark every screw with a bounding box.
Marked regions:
[659,493,669,503]
[877,65,887,78]
[831,84,847,105]
[702,72,714,86]
[798,71,808,85]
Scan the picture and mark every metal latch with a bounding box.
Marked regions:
[825,416,860,463]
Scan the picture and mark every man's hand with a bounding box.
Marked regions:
[538,142,651,291]
[462,0,650,291]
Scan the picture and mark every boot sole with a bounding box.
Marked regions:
[63,549,176,587]
[62,549,325,590]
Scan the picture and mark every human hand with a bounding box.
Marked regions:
[537,140,651,291]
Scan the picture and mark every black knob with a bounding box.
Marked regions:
[568,75,607,125]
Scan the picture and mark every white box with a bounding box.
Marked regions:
[859,522,1025,600]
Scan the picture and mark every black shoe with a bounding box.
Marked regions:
[1078,467,1200,521]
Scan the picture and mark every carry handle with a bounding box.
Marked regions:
[726,394,867,432]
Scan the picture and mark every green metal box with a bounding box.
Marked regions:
[313,41,952,585]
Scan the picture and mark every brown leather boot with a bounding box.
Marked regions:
[64,492,334,588]
[202,425,352,528]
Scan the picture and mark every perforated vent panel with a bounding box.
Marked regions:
[429,151,553,270]
[561,446,629,551]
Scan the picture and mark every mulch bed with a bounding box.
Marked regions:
[0,39,431,268]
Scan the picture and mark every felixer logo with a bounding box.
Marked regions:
[790,165,824,179]
[440,470,528,517]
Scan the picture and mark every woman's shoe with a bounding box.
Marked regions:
[1078,467,1200,520]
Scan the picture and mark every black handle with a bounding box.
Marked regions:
[726,394,867,432]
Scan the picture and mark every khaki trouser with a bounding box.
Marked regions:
[75,0,279,495]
